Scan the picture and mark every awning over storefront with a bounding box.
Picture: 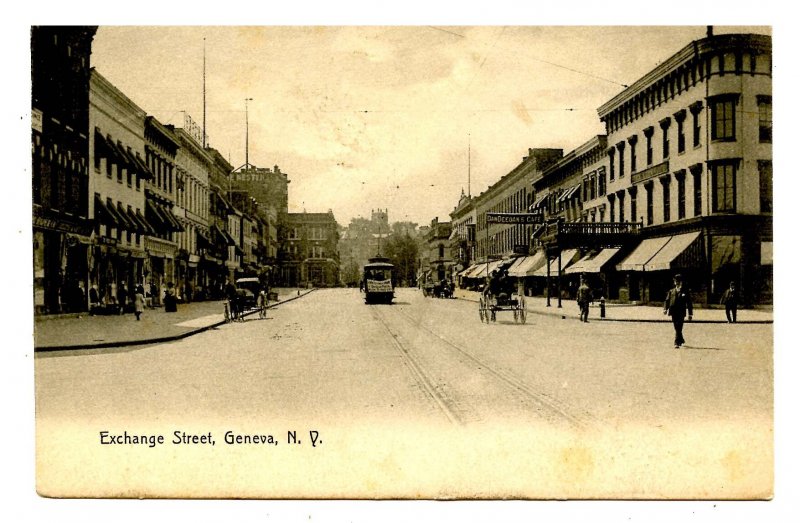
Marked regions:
[508,251,547,277]
[532,249,580,277]
[643,232,702,271]
[505,256,527,275]
[464,263,488,279]
[486,259,506,276]
[565,248,621,274]
[616,236,672,271]
[458,264,479,277]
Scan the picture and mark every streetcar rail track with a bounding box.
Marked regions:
[394,304,601,431]
[369,306,466,425]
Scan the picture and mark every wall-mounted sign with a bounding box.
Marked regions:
[486,212,543,225]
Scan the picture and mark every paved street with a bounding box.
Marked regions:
[35,288,773,498]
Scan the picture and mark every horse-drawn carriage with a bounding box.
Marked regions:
[423,279,454,299]
[478,264,526,324]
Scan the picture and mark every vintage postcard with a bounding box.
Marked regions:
[30,23,776,504]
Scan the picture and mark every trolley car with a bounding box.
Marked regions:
[363,256,395,304]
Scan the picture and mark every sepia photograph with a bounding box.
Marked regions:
[15,3,795,519]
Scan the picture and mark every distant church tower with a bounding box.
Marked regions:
[370,208,389,231]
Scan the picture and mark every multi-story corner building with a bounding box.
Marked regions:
[31,26,97,314]
[474,148,562,261]
[230,164,288,278]
[598,31,772,304]
[142,116,182,303]
[89,69,158,310]
[283,211,341,287]
[423,217,453,283]
[449,190,477,278]
[170,124,211,301]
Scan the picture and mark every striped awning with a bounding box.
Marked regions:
[557,184,581,203]
[643,232,702,271]
[507,251,547,277]
[616,236,672,272]
[529,194,548,211]
[532,249,580,277]
[565,248,620,274]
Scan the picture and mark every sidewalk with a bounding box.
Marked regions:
[34,288,315,351]
[453,289,773,324]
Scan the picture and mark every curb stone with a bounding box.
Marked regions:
[34,289,317,352]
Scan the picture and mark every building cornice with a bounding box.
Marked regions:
[598,33,771,119]
[90,69,147,123]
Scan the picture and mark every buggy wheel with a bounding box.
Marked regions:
[519,306,527,324]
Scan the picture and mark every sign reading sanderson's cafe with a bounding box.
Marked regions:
[486,212,544,225]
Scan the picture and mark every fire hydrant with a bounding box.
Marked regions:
[599,297,606,318]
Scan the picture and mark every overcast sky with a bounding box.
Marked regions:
[90,25,770,227]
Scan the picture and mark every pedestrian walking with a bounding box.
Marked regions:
[258,288,268,319]
[576,275,593,323]
[117,283,127,314]
[225,279,237,322]
[664,274,693,349]
[134,285,145,321]
[720,281,738,323]
[164,282,178,312]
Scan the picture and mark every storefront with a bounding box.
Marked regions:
[33,210,94,315]
[616,232,705,304]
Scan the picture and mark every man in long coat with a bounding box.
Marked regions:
[664,274,693,349]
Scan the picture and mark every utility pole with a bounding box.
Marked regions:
[467,133,471,197]
[202,38,207,148]
[245,97,253,168]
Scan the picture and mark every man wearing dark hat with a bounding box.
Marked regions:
[664,274,693,349]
